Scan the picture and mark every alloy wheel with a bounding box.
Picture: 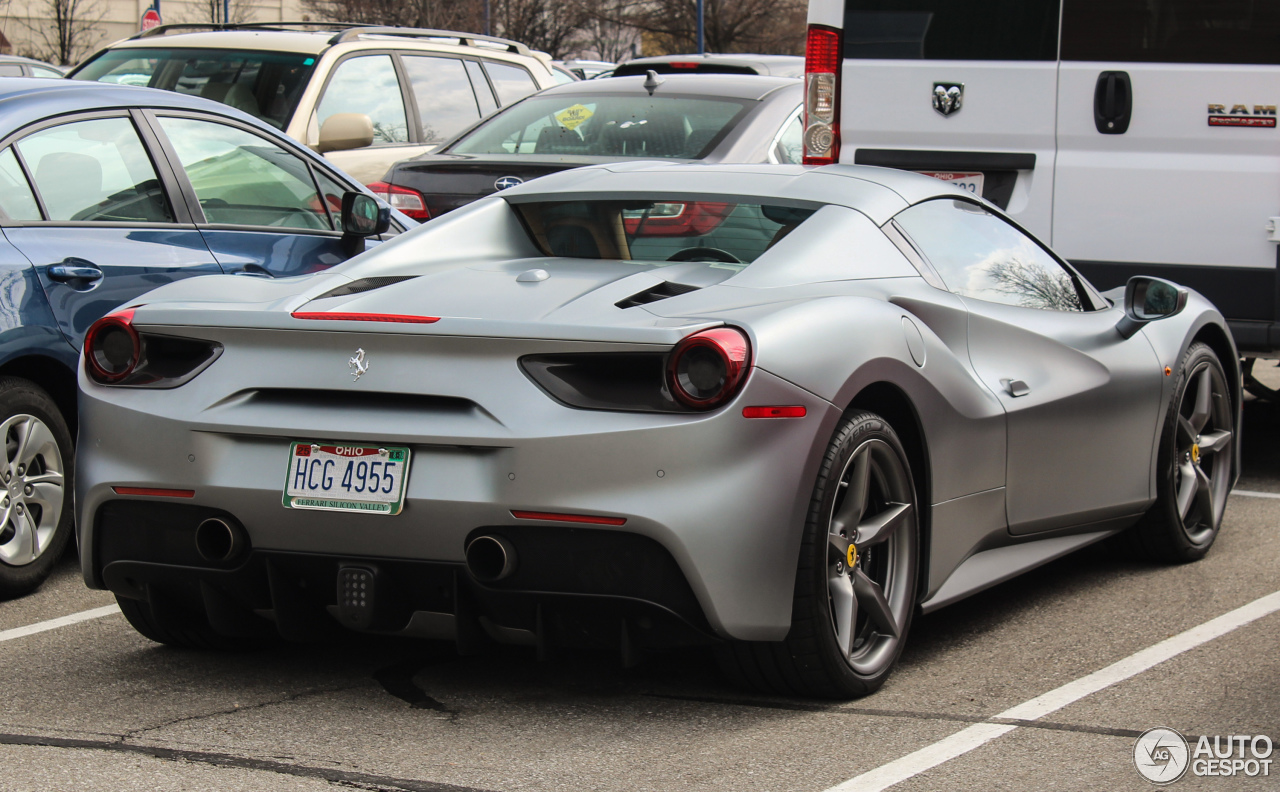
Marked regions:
[0,413,65,567]
[1174,362,1232,543]
[825,437,917,676]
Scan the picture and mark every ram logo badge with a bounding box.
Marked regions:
[932,83,964,117]
[1207,103,1276,128]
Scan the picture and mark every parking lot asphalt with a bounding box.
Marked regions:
[2,393,1278,791]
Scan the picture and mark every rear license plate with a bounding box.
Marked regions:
[918,170,984,197]
[283,442,411,515]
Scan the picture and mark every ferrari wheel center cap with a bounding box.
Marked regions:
[1191,444,1201,464]
[847,544,858,568]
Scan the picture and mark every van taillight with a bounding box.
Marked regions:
[803,25,842,165]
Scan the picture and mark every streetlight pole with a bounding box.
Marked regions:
[696,0,705,54]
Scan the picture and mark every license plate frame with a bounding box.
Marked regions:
[917,170,985,197]
[282,442,412,515]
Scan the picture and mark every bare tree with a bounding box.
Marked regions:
[302,0,483,32]
[592,0,806,55]
[17,0,105,65]
[172,0,255,25]
[571,0,640,62]
[985,257,1083,311]
[490,0,588,58]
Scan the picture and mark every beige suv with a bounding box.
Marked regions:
[69,23,558,184]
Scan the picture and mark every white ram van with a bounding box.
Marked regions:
[801,0,1280,363]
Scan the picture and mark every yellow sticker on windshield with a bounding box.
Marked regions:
[555,104,594,131]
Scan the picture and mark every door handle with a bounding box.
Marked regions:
[1001,378,1031,397]
[1094,71,1132,134]
[48,261,103,282]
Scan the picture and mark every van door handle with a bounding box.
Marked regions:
[1094,71,1132,134]
[1001,378,1031,397]
[48,261,103,282]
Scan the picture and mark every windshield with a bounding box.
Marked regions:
[449,94,751,159]
[513,199,815,268]
[72,48,317,129]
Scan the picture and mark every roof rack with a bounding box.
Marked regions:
[129,21,361,40]
[326,26,531,55]
[129,21,533,56]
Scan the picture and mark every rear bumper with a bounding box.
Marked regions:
[77,363,839,642]
[96,500,716,651]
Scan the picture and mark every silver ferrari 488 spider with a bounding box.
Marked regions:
[76,163,1239,698]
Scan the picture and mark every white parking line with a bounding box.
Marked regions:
[1232,489,1280,500]
[827,590,1280,792]
[0,604,120,644]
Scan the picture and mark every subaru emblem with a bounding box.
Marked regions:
[494,175,524,191]
[932,83,964,117]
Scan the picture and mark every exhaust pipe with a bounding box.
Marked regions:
[195,517,246,563]
[465,534,518,582]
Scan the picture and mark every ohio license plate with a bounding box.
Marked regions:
[918,171,984,197]
[283,442,411,515]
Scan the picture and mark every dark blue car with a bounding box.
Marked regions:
[0,79,408,597]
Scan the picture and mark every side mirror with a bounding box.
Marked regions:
[317,113,374,154]
[1117,276,1188,338]
[340,192,391,255]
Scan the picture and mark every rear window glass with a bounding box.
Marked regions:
[1062,0,1280,65]
[449,94,750,159]
[512,200,815,267]
[71,48,317,129]
[842,0,1059,61]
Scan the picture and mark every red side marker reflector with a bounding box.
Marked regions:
[511,510,627,526]
[112,486,195,498]
[743,406,807,419]
[291,312,440,324]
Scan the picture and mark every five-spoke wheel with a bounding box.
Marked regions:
[718,410,918,698]
[824,433,916,677]
[1128,342,1234,561]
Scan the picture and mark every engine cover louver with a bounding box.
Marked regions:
[315,276,417,300]
[615,281,701,309]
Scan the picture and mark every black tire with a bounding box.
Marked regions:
[116,593,276,651]
[718,410,919,698]
[1125,342,1234,562]
[0,377,74,599]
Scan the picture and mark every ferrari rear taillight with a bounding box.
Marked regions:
[803,25,842,165]
[84,308,140,383]
[667,327,752,410]
[84,307,222,388]
[367,182,431,221]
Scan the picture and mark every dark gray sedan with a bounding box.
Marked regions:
[372,73,802,220]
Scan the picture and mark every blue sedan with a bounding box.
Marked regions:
[0,78,407,597]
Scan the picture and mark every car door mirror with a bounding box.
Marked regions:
[340,191,390,256]
[317,113,374,154]
[1117,276,1188,338]
[341,191,391,236]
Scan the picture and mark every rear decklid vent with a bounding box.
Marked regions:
[316,276,417,300]
[615,281,701,309]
